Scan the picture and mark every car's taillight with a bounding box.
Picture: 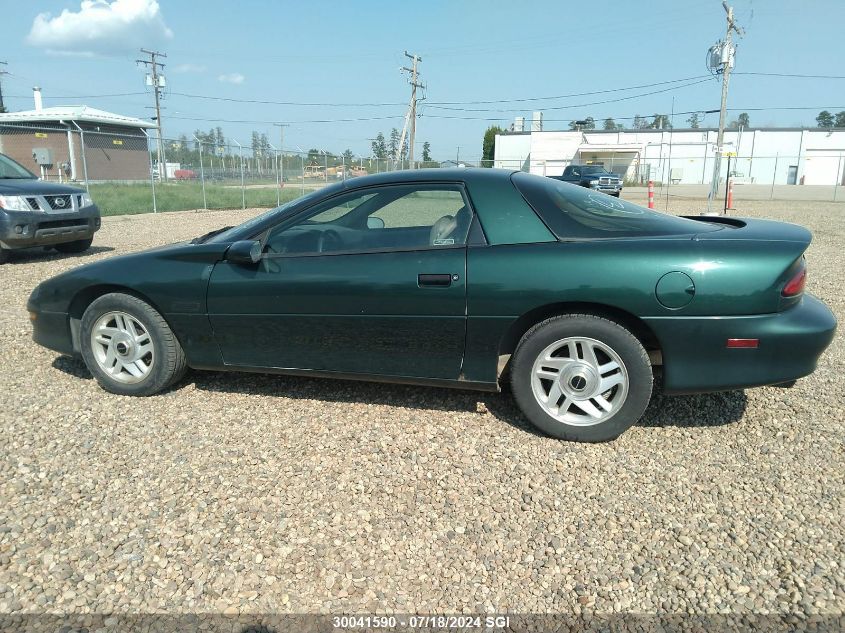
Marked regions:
[782,265,806,297]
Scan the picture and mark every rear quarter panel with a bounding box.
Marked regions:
[462,237,802,383]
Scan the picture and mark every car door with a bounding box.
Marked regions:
[206,183,473,379]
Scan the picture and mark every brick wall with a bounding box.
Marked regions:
[0,123,150,182]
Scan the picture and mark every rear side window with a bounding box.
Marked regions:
[513,171,720,239]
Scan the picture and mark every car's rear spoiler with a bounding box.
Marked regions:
[682,216,812,245]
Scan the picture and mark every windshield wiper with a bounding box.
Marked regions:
[191,226,234,244]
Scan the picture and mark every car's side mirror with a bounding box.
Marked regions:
[226,240,262,264]
[367,217,385,230]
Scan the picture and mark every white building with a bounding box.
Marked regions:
[494,126,845,187]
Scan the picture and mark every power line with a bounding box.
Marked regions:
[2,92,148,99]
[165,114,406,125]
[169,92,406,107]
[734,72,845,79]
[428,79,714,113]
[3,72,843,109]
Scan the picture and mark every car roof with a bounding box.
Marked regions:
[336,167,517,190]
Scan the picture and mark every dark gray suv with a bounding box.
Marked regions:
[0,152,100,264]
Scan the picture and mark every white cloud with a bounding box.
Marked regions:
[27,0,173,56]
[218,73,245,85]
[173,63,207,73]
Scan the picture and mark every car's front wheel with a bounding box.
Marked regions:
[510,314,653,442]
[0,247,9,265]
[54,237,93,254]
[80,293,187,396]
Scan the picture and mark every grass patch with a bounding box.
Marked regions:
[89,182,308,216]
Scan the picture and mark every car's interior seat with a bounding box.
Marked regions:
[430,215,458,245]
[430,206,471,245]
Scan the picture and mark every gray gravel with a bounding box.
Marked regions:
[0,199,843,617]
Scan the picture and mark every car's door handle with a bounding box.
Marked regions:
[418,273,453,288]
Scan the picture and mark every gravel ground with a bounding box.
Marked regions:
[0,197,842,620]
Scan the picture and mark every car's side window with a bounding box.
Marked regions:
[262,184,472,256]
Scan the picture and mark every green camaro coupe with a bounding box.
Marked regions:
[28,169,836,442]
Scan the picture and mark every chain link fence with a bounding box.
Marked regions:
[1,122,844,216]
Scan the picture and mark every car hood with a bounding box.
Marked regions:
[0,179,86,195]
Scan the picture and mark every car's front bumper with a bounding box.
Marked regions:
[0,205,100,249]
[644,294,837,394]
[589,183,623,194]
[29,308,75,356]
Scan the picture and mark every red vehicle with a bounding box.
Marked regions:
[174,169,197,180]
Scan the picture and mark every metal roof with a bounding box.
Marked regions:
[0,106,155,129]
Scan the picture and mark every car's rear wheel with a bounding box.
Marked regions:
[54,238,93,254]
[510,314,652,442]
[80,293,187,396]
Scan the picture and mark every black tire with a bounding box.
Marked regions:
[0,247,9,265]
[80,293,187,396]
[510,314,652,442]
[54,237,93,254]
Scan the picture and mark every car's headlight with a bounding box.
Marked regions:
[0,195,34,212]
[79,192,94,208]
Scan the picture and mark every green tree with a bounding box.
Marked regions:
[649,114,672,129]
[568,117,595,131]
[633,114,647,129]
[816,110,835,127]
[342,149,354,164]
[371,133,387,159]
[835,111,845,127]
[388,128,400,160]
[421,141,431,162]
[686,113,701,128]
[482,125,504,166]
[729,112,750,129]
[306,148,323,165]
[603,117,617,130]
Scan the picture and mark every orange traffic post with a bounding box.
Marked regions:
[726,178,734,211]
[647,180,655,209]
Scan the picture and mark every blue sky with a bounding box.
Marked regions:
[2,0,844,159]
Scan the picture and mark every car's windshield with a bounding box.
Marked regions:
[0,153,37,179]
[581,166,612,175]
[204,187,332,243]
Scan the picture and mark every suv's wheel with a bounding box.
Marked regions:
[510,314,652,442]
[54,238,93,254]
[0,247,9,264]
[80,293,187,396]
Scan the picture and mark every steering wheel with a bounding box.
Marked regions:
[317,229,343,253]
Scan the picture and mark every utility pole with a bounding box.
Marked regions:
[0,62,8,113]
[398,51,424,169]
[137,48,167,180]
[706,2,743,213]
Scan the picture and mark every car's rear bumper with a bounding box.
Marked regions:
[644,294,837,394]
[0,206,100,249]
